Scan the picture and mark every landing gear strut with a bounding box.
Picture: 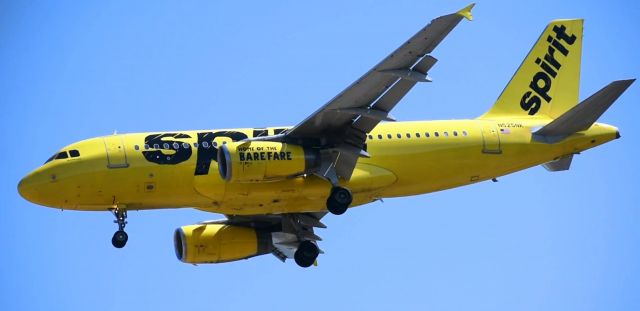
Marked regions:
[110,207,128,248]
[294,240,320,268]
[326,186,352,215]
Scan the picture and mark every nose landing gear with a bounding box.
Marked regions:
[110,207,128,248]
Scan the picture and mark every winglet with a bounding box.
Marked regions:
[456,3,475,21]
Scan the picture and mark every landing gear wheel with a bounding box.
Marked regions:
[326,186,352,215]
[112,230,128,248]
[294,240,320,268]
[110,207,128,248]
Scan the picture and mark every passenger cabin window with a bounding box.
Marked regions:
[453,131,458,136]
[443,131,449,137]
[387,134,392,139]
[368,135,373,140]
[425,132,430,138]
[182,142,190,149]
[406,133,411,138]
[202,141,210,148]
[69,149,80,157]
[463,131,468,136]
[134,145,140,151]
[163,143,170,149]
[144,144,150,150]
[378,134,383,140]
[416,133,421,138]
[153,143,160,149]
[173,143,179,149]
[434,132,440,137]
[396,133,401,139]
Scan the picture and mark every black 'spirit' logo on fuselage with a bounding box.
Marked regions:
[520,24,577,115]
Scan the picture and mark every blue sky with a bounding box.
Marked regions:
[2,1,639,310]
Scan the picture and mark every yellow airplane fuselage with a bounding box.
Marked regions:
[18,118,619,215]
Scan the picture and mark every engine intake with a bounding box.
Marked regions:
[174,224,273,264]
[218,141,318,182]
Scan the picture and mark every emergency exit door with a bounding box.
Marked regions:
[103,135,129,168]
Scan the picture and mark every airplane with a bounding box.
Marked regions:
[18,4,634,268]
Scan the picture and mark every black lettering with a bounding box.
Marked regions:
[252,128,268,138]
[279,152,286,160]
[545,46,562,70]
[239,152,245,161]
[260,152,266,160]
[142,133,192,165]
[529,72,552,102]
[267,152,273,160]
[194,131,248,175]
[273,152,280,160]
[520,91,541,115]
[535,57,557,78]
[550,38,569,56]
[286,152,292,160]
[552,24,576,45]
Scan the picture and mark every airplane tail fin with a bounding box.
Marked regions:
[479,19,583,119]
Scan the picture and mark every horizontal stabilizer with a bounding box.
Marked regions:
[542,154,573,171]
[534,79,634,143]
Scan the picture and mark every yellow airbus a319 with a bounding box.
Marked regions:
[18,4,633,267]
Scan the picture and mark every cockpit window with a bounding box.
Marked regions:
[45,150,78,164]
[45,154,56,164]
[55,151,69,159]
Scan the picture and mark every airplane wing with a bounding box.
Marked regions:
[275,4,474,181]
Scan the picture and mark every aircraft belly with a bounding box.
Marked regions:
[208,163,396,215]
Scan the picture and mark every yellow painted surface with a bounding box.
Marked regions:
[17,120,619,216]
[480,19,583,119]
[223,141,308,182]
[178,224,259,263]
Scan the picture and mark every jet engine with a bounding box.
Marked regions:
[174,224,273,264]
[218,141,318,182]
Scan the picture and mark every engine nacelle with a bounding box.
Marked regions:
[218,141,318,182]
[174,224,273,264]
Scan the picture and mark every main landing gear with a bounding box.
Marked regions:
[110,207,128,248]
[326,186,352,215]
[294,240,320,268]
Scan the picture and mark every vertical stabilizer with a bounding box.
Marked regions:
[479,19,583,119]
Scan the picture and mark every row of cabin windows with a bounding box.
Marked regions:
[131,130,469,151]
[134,141,228,151]
[367,130,468,141]
[45,149,81,164]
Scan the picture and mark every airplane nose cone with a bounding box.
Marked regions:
[18,173,38,204]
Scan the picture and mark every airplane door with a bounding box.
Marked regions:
[103,135,130,168]
[480,123,501,154]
